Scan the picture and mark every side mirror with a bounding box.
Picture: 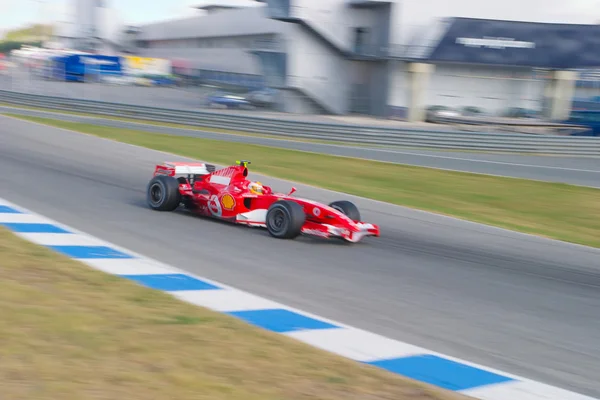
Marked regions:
[288,187,297,196]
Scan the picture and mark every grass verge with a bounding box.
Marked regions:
[0,102,382,148]
[6,113,600,248]
[0,101,514,154]
[0,227,465,400]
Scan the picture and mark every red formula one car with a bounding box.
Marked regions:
[146,160,380,243]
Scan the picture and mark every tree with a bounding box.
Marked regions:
[2,24,54,42]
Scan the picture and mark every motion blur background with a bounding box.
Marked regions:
[2,4,600,399]
[2,0,600,134]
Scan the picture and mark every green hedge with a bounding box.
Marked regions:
[0,41,42,54]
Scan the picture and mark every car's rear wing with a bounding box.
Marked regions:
[153,162,216,177]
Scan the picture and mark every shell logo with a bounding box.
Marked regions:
[127,56,144,69]
[221,194,236,210]
[126,56,158,72]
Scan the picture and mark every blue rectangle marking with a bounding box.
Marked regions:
[366,355,515,392]
[227,309,340,333]
[0,205,22,214]
[119,274,222,291]
[48,245,134,259]
[1,223,71,233]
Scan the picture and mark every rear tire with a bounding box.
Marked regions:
[329,200,361,222]
[147,175,181,211]
[266,200,306,239]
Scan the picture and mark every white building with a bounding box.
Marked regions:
[55,0,125,54]
[133,1,393,115]
[124,0,600,119]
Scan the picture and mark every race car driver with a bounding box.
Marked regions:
[248,181,264,195]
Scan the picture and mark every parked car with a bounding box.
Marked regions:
[425,105,460,123]
[246,87,278,108]
[205,91,255,110]
[460,106,485,117]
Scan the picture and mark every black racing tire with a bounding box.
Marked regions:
[266,200,306,239]
[329,200,361,222]
[147,175,182,211]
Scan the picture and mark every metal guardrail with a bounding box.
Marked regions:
[1,89,600,156]
[430,115,591,136]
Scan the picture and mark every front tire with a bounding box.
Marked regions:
[329,200,361,222]
[266,200,306,239]
[147,175,181,211]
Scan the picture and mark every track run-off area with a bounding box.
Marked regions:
[1,104,600,189]
[1,114,600,399]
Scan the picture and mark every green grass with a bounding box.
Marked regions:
[6,113,600,248]
[0,102,383,148]
[0,101,534,155]
[0,227,466,400]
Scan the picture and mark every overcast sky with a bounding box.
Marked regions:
[400,0,600,25]
[0,0,256,36]
[2,0,600,38]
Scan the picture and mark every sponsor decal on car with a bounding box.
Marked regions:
[302,228,329,238]
[221,193,236,210]
[208,194,222,217]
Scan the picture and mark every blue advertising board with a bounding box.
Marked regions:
[426,18,600,69]
[48,54,123,82]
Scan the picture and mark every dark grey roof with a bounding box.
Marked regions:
[194,4,238,10]
[139,47,262,74]
[137,6,288,41]
[420,17,600,69]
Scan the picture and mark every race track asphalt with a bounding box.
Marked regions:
[2,115,600,397]
[2,105,600,188]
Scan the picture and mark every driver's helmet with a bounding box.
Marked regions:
[248,181,264,195]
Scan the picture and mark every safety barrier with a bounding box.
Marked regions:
[1,89,600,156]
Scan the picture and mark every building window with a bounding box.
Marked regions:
[353,27,370,54]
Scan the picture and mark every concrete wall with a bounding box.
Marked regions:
[139,47,264,75]
[348,60,390,116]
[138,32,283,75]
[286,0,391,54]
[285,25,351,114]
[388,62,546,116]
[279,89,324,113]
[387,61,408,112]
[429,64,545,114]
[141,34,279,51]
[370,60,392,116]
